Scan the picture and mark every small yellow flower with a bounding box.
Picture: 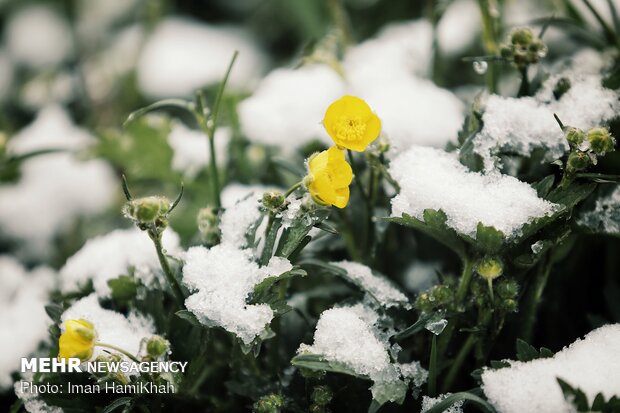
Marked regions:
[58,319,96,361]
[305,147,353,208]
[323,95,382,152]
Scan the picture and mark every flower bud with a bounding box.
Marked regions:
[553,77,571,100]
[511,27,534,46]
[145,335,170,359]
[123,196,171,225]
[475,257,503,281]
[253,394,284,413]
[311,385,333,406]
[564,127,585,149]
[415,292,434,313]
[262,191,286,212]
[431,284,453,306]
[197,207,220,245]
[566,151,590,172]
[496,279,519,300]
[587,127,615,156]
[58,319,97,361]
[94,354,129,384]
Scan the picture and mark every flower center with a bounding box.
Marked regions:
[334,116,367,142]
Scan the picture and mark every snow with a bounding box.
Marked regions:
[578,186,620,235]
[421,393,464,413]
[330,260,409,308]
[168,122,230,178]
[0,106,116,257]
[61,294,155,359]
[238,64,346,150]
[5,5,73,68]
[0,256,56,389]
[220,188,264,248]
[437,0,481,56]
[137,18,267,98]
[482,324,620,413]
[60,228,181,297]
[182,244,292,344]
[15,373,62,413]
[389,146,558,239]
[474,59,620,170]
[298,305,428,403]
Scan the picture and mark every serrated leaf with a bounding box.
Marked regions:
[557,378,589,411]
[516,338,541,362]
[474,223,505,253]
[387,210,466,259]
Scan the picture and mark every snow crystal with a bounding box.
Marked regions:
[137,18,266,98]
[5,5,73,68]
[0,107,116,257]
[437,0,481,56]
[15,373,62,413]
[0,257,55,389]
[298,305,427,403]
[60,228,181,297]
[389,146,558,238]
[220,188,264,248]
[482,324,620,413]
[238,64,346,150]
[578,186,620,235]
[402,262,440,293]
[61,294,155,359]
[330,260,409,308]
[183,244,292,344]
[425,319,448,335]
[168,122,230,178]
[421,393,464,413]
[474,68,620,171]
[531,240,545,254]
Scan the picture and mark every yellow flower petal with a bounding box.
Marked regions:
[323,95,382,152]
[58,319,97,361]
[306,147,353,208]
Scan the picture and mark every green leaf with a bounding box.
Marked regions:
[108,276,138,302]
[102,397,133,413]
[391,313,434,341]
[387,210,466,259]
[557,378,590,411]
[474,223,505,254]
[249,267,306,314]
[275,208,330,258]
[124,99,195,126]
[516,338,540,362]
[44,304,64,323]
[291,353,365,379]
[423,391,497,413]
[8,399,23,413]
[533,175,555,197]
[175,310,202,327]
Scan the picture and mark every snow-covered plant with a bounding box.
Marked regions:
[2,1,620,413]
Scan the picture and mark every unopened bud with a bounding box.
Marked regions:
[495,279,519,300]
[566,151,590,172]
[197,207,220,245]
[587,127,615,156]
[311,385,333,406]
[262,191,286,211]
[123,196,170,224]
[145,335,170,359]
[253,394,284,413]
[511,27,534,46]
[475,257,503,281]
[564,127,585,149]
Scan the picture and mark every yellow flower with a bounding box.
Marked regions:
[323,95,382,152]
[58,319,96,361]
[305,147,353,208]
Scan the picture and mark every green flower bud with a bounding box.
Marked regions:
[587,127,615,156]
[500,45,514,59]
[145,335,170,359]
[253,394,284,413]
[495,279,519,300]
[311,385,333,406]
[197,207,220,245]
[123,196,171,224]
[511,27,534,46]
[415,292,434,313]
[501,298,518,312]
[553,77,571,100]
[475,257,503,281]
[431,284,453,306]
[262,191,286,211]
[566,151,590,172]
[564,127,585,149]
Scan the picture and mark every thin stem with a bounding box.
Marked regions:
[478,0,500,93]
[441,334,476,392]
[365,167,377,258]
[521,255,553,342]
[284,181,303,198]
[517,65,530,97]
[150,231,185,306]
[96,342,140,362]
[203,51,239,208]
[455,258,474,306]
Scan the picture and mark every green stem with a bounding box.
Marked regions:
[150,231,185,306]
[521,255,553,342]
[284,181,303,198]
[478,0,500,93]
[455,258,474,306]
[365,167,377,258]
[517,65,530,97]
[441,334,476,392]
[96,342,140,362]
